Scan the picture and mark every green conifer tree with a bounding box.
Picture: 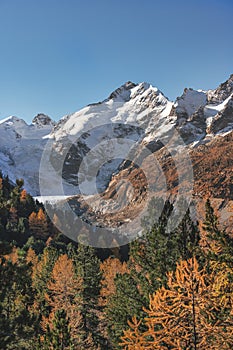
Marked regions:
[69,244,103,348]
[203,198,233,266]
[0,251,37,349]
[43,309,73,350]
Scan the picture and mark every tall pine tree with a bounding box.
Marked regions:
[69,244,103,348]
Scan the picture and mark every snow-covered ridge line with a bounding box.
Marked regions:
[0,74,232,196]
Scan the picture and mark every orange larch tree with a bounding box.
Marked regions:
[29,208,49,238]
[42,254,83,347]
[20,189,27,202]
[26,247,39,280]
[99,257,128,307]
[99,257,128,345]
[121,257,233,350]
[3,246,19,264]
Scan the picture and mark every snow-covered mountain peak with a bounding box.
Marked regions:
[32,113,56,128]
[106,81,165,106]
[207,74,233,105]
[0,113,56,195]
[50,80,171,144]
[0,115,27,127]
[108,81,137,101]
[175,88,207,117]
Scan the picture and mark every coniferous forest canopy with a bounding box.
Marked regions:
[1,172,233,349]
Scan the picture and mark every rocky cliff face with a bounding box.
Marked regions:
[207,74,233,104]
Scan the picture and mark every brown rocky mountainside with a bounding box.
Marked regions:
[66,130,233,240]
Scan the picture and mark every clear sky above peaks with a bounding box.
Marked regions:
[0,0,232,123]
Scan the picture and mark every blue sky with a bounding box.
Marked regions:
[0,0,232,123]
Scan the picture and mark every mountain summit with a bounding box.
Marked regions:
[32,113,56,127]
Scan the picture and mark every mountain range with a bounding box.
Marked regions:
[0,74,232,242]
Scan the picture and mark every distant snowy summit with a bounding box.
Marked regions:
[0,74,232,196]
[0,113,56,194]
[32,113,56,128]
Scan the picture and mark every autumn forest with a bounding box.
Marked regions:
[0,173,233,349]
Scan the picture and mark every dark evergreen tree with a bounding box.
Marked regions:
[174,208,201,261]
[32,246,59,319]
[203,198,233,266]
[0,252,37,349]
[42,309,72,350]
[23,236,46,255]
[2,175,11,199]
[0,174,42,246]
[203,198,220,234]
[106,272,147,348]
[69,244,103,348]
